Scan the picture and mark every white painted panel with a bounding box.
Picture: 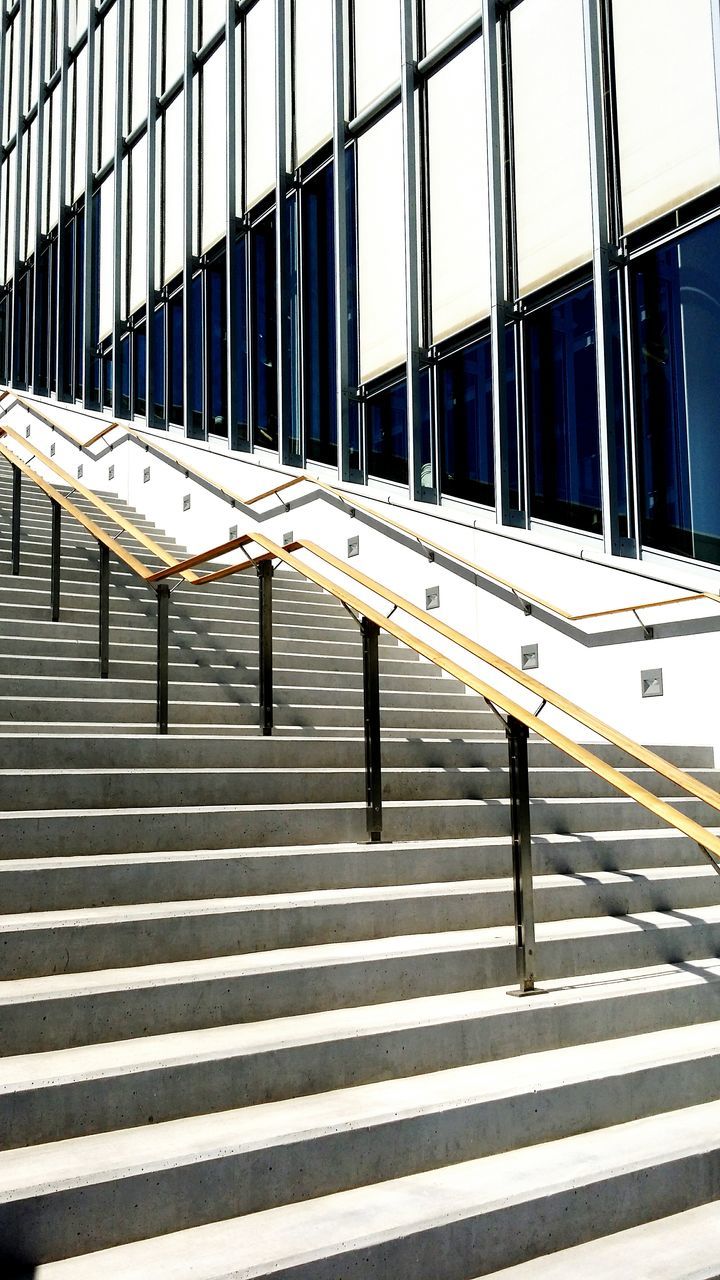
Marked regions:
[294,0,333,165]
[202,42,226,251]
[512,0,592,294]
[613,0,720,231]
[358,105,406,380]
[129,135,148,314]
[428,37,489,342]
[98,174,114,340]
[424,0,480,54]
[163,92,184,282]
[130,0,149,131]
[354,0,400,113]
[246,0,276,208]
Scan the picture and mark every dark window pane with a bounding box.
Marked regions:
[49,239,58,394]
[0,293,8,384]
[188,273,204,438]
[74,211,85,401]
[232,236,249,445]
[60,221,74,398]
[12,268,31,388]
[207,254,228,436]
[119,334,130,417]
[286,191,301,462]
[152,306,165,424]
[103,352,113,409]
[36,247,50,393]
[440,337,494,506]
[133,323,146,417]
[527,281,602,534]
[303,162,337,467]
[367,380,409,485]
[633,217,720,565]
[168,291,183,426]
[346,152,361,475]
[251,213,278,451]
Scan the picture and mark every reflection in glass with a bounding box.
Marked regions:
[527,281,602,533]
[188,273,204,437]
[303,162,337,466]
[151,306,165,425]
[439,337,494,506]
[207,254,227,436]
[633,218,720,564]
[119,334,130,417]
[367,380,408,484]
[232,236,249,446]
[251,213,278,450]
[168,290,183,426]
[133,322,146,417]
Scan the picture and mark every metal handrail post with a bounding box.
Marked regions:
[156,583,170,734]
[506,714,537,994]
[361,616,383,841]
[50,500,61,621]
[258,560,274,736]
[11,463,21,575]
[98,542,110,678]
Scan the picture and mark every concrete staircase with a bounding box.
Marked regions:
[0,460,719,1278]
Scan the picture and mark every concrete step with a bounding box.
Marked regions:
[4,911,720,1055]
[0,830,711,912]
[2,865,717,979]
[0,574,351,617]
[4,961,719,1147]
[28,1097,720,1278]
[0,647,432,679]
[4,1041,720,1265]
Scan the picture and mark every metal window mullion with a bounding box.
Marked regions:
[226,0,244,450]
[275,0,294,465]
[182,0,198,436]
[400,0,426,503]
[10,0,27,385]
[145,0,158,426]
[111,0,125,416]
[583,0,629,558]
[332,0,354,481]
[54,0,69,396]
[30,0,47,391]
[81,0,96,406]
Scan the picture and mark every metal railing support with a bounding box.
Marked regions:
[505,714,538,994]
[258,560,274,736]
[98,541,110,679]
[11,464,21,575]
[156,583,170,735]
[361,616,383,841]
[50,500,61,622]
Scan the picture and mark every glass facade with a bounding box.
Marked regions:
[0,0,720,571]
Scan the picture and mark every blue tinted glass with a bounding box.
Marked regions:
[346,153,361,476]
[49,239,58,394]
[440,337,494,507]
[251,213,278,450]
[12,269,29,388]
[207,254,227,436]
[74,211,85,400]
[633,218,720,565]
[103,352,113,408]
[134,324,146,417]
[367,380,409,485]
[188,274,204,437]
[60,221,74,398]
[168,292,183,426]
[0,294,8,384]
[527,282,601,533]
[152,306,165,424]
[36,247,50,392]
[286,191,301,461]
[232,236,249,446]
[303,163,337,466]
[119,334,130,416]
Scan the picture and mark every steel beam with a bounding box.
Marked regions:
[182,0,198,438]
[31,0,48,392]
[505,713,537,994]
[55,0,70,399]
[50,496,61,620]
[257,558,273,735]
[275,0,298,467]
[145,0,159,426]
[10,461,20,574]
[156,581,170,733]
[111,0,126,417]
[332,0,354,481]
[81,0,97,407]
[98,538,110,678]
[9,0,27,387]
[400,0,428,503]
[361,615,382,841]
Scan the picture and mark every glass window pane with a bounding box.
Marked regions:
[439,337,494,506]
[633,218,720,565]
[189,272,203,435]
[232,235,249,443]
[97,6,118,171]
[511,0,592,294]
[72,48,87,203]
[424,0,480,54]
[367,379,408,485]
[354,0,400,114]
[527,281,602,534]
[357,106,406,381]
[168,290,183,425]
[246,0,276,208]
[119,333,131,416]
[294,0,333,166]
[251,212,277,450]
[201,0,225,45]
[613,0,720,232]
[163,92,184,282]
[152,304,165,423]
[128,136,148,315]
[427,38,489,342]
[97,174,114,341]
[133,321,146,416]
[160,0,184,91]
[303,162,337,466]
[207,253,227,436]
[201,43,226,252]
[130,0,150,132]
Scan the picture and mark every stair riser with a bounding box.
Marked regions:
[0,580,349,619]
[0,701,496,728]
[0,620,405,657]
[5,919,720,1056]
[2,1056,719,1264]
[4,874,718,979]
[0,677,458,706]
[0,650,431,679]
[6,977,720,1147]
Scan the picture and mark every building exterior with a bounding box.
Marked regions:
[1,0,720,574]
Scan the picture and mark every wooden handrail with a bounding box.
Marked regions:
[4,390,720,623]
[0,445,153,580]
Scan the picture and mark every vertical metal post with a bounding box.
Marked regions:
[400,0,428,503]
[485,0,512,528]
[226,0,241,450]
[10,0,27,387]
[82,0,97,407]
[31,0,48,391]
[257,559,273,736]
[505,714,537,994]
[55,0,70,399]
[98,540,110,678]
[50,498,61,621]
[156,582,170,734]
[10,463,20,575]
[145,0,158,425]
[276,0,296,466]
[182,0,199,437]
[332,0,352,482]
[361,616,382,841]
[111,0,126,417]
